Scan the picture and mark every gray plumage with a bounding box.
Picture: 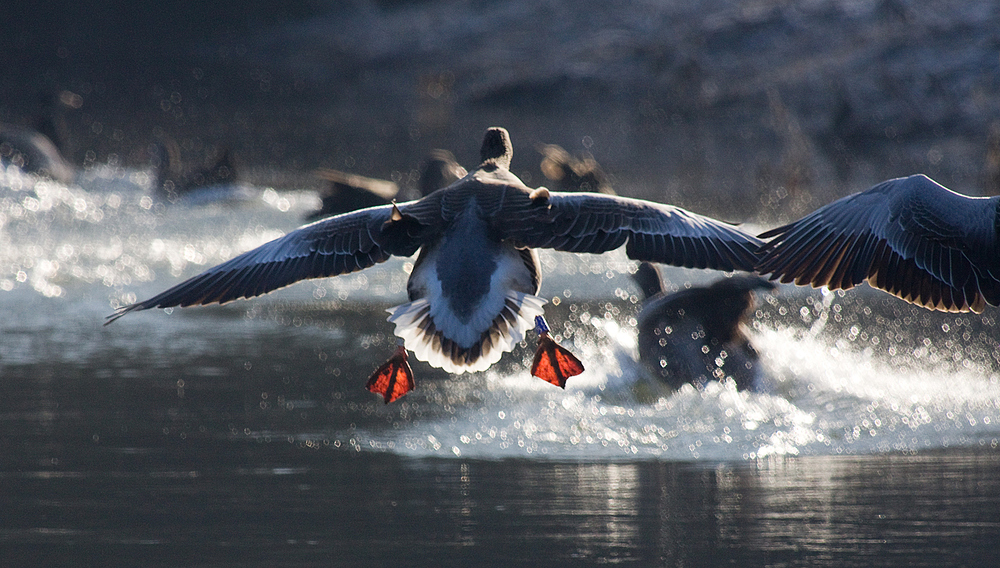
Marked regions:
[634,263,775,391]
[758,174,1000,313]
[108,127,762,373]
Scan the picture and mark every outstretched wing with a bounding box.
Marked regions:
[757,174,1000,313]
[498,191,762,272]
[106,202,426,323]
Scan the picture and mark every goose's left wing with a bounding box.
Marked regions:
[499,191,762,272]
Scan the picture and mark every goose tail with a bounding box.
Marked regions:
[387,292,547,374]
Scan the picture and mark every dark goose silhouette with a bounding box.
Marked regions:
[306,149,467,220]
[107,127,761,389]
[415,149,467,197]
[0,124,75,184]
[633,262,775,391]
[537,144,615,195]
[306,168,399,221]
[0,90,82,185]
[34,89,82,163]
[150,139,249,204]
[757,174,1000,313]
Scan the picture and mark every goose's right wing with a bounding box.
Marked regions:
[757,174,1000,313]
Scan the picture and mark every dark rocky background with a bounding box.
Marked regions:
[3,0,999,221]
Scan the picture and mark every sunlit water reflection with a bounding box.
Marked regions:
[2,167,998,565]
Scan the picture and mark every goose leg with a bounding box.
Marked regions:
[366,340,416,403]
[530,315,585,388]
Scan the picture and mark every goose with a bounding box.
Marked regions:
[757,174,1000,313]
[537,143,615,195]
[306,149,467,221]
[414,149,467,197]
[34,89,82,164]
[632,262,775,391]
[107,127,762,402]
[150,139,252,204]
[0,124,75,185]
[0,90,81,185]
[306,168,399,221]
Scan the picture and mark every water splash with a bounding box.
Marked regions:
[5,167,999,462]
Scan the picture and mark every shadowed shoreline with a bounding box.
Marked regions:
[3,0,998,221]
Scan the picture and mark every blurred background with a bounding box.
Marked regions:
[4,0,999,220]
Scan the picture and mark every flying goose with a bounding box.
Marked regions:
[107,127,762,402]
[757,174,1000,313]
[632,262,774,391]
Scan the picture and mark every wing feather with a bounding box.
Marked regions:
[499,192,762,272]
[106,203,418,323]
[758,174,1000,313]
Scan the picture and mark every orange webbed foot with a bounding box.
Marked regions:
[366,342,415,404]
[530,315,585,388]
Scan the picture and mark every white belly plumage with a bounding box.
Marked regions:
[386,225,546,373]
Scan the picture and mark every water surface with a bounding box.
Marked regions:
[1,167,998,565]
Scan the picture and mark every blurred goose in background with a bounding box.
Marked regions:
[0,124,75,185]
[306,168,399,221]
[413,148,466,197]
[307,149,466,220]
[537,143,615,195]
[0,89,83,185]
[757,174,1000,313]
[632,262,775,392]
[107,127,762,403]
[34,89,82,162]
[150,138,253,204]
